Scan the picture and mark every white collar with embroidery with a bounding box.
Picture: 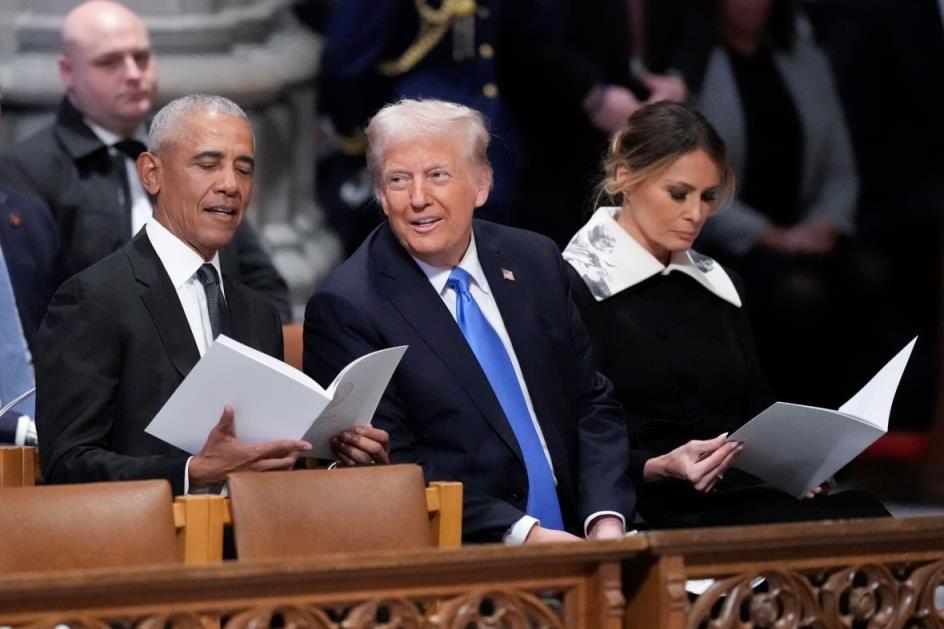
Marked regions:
[562,207,741,307]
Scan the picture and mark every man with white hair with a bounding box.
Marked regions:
[37,95,388,492]
[304,99,636,544]
[0,0,290,320]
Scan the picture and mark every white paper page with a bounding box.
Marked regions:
[837,337,917,429]
[145,335,330,453]
[302,345,408,458]
[730,402,885,498]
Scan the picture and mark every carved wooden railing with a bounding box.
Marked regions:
[1,516,942,628]
[0,539,643,628]
[627,515,944,628]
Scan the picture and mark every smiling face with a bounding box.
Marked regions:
[378,136,491,268]
[138,109,255,260]
[59,1,156,137]
[617,149,723,264]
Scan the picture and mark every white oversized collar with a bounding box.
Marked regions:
[562,207,741,307]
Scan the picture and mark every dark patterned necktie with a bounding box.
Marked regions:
[195,264,231,339]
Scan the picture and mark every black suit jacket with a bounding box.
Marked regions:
[0,183,63,442]
[0,98,291,321]
[35,230,283,494]
[304,220,635,542]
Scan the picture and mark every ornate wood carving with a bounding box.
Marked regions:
[428,589,565,628]
[686,560,944,629]
[687,570,822,629]
[225,605,336,628]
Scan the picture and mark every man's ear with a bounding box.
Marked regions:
[58,54,74,91]
[136,152,161,195]
[473,164,493,208]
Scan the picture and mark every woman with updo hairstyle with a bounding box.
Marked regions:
[564,101,887,528]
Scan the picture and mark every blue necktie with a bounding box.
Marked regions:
[0,243,34,418]
[447,267,564,530]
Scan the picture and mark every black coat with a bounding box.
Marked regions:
[567,263,887,527]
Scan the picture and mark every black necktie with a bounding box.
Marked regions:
[113,139,147,160]
[195,264,231,339]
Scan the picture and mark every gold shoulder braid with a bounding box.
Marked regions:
[378,0,477,77]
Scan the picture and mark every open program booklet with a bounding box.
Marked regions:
[145,336,407,459]
[730,337,917,498]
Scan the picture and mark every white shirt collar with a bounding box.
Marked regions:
[84,118,148,148]
[411,232,490,296]
[563,206,741,307]
[145,218,222,290]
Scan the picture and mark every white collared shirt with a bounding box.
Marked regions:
[146,219,226,495]
[145,219,224,357]
[85,119,152,237]
[563,206,741,306]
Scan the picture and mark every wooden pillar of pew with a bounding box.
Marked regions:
[0,446,36,487]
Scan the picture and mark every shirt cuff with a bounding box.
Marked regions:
[503,515,539,545]
[184,456,193,495]
[583,511,626,538]
[14,415,30,446]
[183,456,229,497]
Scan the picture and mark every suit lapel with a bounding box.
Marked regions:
[372,225,525,464]
[475,223,572,475]
[127,232,200,378]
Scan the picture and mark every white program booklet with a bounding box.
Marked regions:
[145,336,407,459]
[729,337,917,498]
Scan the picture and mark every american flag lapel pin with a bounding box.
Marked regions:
[502,268,515,282]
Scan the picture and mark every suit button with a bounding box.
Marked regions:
[479,43,494,59]
[482,83,498,99]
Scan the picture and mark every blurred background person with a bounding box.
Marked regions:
[564,101,888,527]
[0,0,291,322]
[311,0,527,255]
[499,0,710,248]
[691,0,878,407]
[0,92,64,446]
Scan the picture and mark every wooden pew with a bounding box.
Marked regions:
[1,516,942,627]
[174,481,463,563]
[625,515,944,628]
[0,538,642,628]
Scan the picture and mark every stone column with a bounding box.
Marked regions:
[0,0,341,318]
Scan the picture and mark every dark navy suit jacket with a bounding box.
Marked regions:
[304,220,636,542]
[0,183,62,442]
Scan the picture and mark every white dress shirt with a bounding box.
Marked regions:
[146,219,225,493]
[85,120,152,236]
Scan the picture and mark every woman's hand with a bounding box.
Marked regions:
[643,433,744,493]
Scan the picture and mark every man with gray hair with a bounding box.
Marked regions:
[305,99,635,543]
[36,95,388,492]
[0,0,290,321]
